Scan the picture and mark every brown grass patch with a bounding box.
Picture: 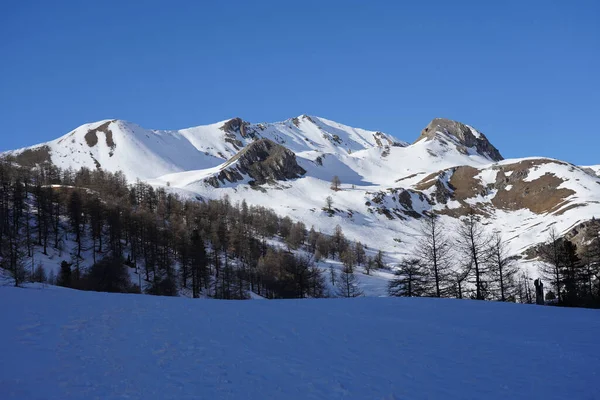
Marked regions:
[448,166,484,201]
[491,159,575,214]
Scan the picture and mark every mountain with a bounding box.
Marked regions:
[5,115,600,282]
[4,115,402,182]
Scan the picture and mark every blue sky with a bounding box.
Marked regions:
[1,1,598,164]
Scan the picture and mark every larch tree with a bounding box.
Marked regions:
[388,257,429,297]
[336,264,363,298]
[455,209,490,300]
[325,195,334,213]
[336,250,363,297]
[330,175,341,191]
[415,213,450,297]
[354,241,366,266]
[487,232,518,301]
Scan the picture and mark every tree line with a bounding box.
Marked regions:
[0,161,367,299]
[387,210,600,308]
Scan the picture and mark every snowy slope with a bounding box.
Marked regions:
[4,115,600,291]
[4,115,402,182]
[148,156,600,275]
[1,286,598,400]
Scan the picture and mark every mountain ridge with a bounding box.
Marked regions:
[3,115,599,278]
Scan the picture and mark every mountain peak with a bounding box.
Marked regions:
[415,118,503,162]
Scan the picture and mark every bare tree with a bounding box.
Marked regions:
[330,175,341,191]
[364,256,375,275]
[450,260,472,299]
[455,210,490,300]
[325,195,333,213]
[388,258,428,297]
[336,264,363,297]
[415,213,450,297]
[354,241,366,266]
[487,232,518,301]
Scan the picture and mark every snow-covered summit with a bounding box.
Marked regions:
[3,114,599,268]
[4,115,406,182]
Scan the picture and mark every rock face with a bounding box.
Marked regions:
[409,158,580,218]
[206,139,306,187]
[416,118,503,162]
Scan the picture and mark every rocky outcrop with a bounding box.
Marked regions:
[84,121,116,154]
[219,117,259,150]
[416,118,503,162]
[366,188,430,220]
[206,139,306,187]
[412,159,578,217]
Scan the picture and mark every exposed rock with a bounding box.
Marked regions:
[373,131,405,148]
[219,118,258,150]
[84,121,116,152]
[220,117,256,139]
[415,118,503,161]
[412,159,577,217]
[581,167,600,178]
[367,188,429,220]
[206,139,306,187]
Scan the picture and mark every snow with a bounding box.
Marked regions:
[5,116,600,294]
[582,164,600,177]
[1,286,598,400]
[466,124,482,139]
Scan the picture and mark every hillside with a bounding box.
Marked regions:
[4,115,600,297]
[1,285,598,400]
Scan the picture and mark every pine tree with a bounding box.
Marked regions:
[190,229,207,298]
[57,260,72,288]
[68,190,84,258]
[561,240,583,306]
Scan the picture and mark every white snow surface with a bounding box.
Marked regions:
[1,285,599,400]
[5,116,600,291]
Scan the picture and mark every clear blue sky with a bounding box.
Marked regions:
[1,1,598,164]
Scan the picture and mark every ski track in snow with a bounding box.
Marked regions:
[1,286,599,400]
